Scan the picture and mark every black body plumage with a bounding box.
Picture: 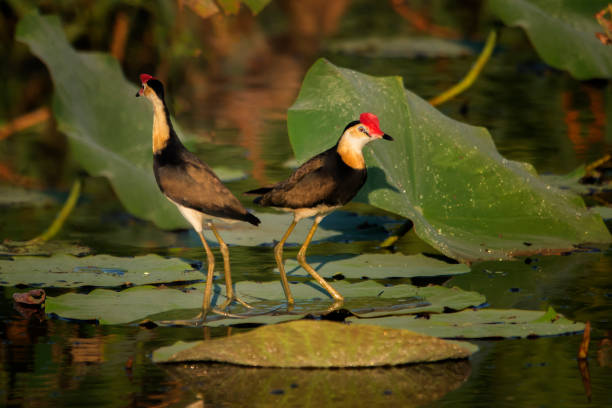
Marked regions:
[246,145,367,210]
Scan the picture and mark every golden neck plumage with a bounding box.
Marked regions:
[150,94,170,153]
[336,131,367,170]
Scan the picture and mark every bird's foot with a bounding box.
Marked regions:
[218,294,254,311]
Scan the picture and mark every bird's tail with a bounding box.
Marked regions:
[244,211,261,226]
[244,187,272,206]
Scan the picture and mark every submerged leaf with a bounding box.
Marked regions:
[153,320,477,366]
[279,253,470,279]
[45,280,485,325]
[0,254,199,288]
[288,59,611,262]
[489,0,612,80]
[347,308,585,338]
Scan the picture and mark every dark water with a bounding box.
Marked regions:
[2,1,612,407]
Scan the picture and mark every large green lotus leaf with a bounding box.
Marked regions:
[288,59,611,262]
[489,0,612,80]
[152,320,477,366]
[347,307,585,338]
[16,13,186,229]
[45,280,485,325]
[278,253,470,279]
[164,360,471,408]
[212,210,398,246]
[0,254,199,288]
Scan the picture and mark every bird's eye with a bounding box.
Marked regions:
[358,126,369,135]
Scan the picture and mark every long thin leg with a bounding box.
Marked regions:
[196,231,215,321]
[274,220,297,304]
[296,216,344,305]
[208,222,252,310]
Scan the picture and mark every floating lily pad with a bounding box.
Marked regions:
[347,307,585,338]
[0,254,198,287]
[45,280,485,325]
[164,360,472,408]
[153,320,477,366]
[288,59,611,262]
[279,253,470,279]
[215,210,399,246]
[489,0,612,80]
[327,37,473,58]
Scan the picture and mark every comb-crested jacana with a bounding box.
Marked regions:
[246,113,392,307]
[137,74,260,320]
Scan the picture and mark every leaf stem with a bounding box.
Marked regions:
[428,29,497,107]
[23,178,82,245]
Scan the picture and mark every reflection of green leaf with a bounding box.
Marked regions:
[0,254,198,288]
[165,360,472,408]
[489,0,612,80]
[45,280,485,325]
[288,59,611,262]
[153,320,477,366]
[279,253,470,279]
[16,13,187,229]
[347,308,585,338]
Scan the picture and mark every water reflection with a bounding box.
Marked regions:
[164,359,471,408]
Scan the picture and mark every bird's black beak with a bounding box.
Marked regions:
[383,134,393,141]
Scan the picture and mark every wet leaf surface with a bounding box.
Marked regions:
[288,59,611,262]
[278,253,470,279]
[0,254,199,287]
[164,359,472,408]
[489,0,612,80]
[347,307,585,338]
[153,320,478,366]
[44,280,485,325]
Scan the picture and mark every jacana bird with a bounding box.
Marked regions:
[137,74,260,319]
[246,113,392,307]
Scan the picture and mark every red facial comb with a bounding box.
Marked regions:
[140,73,154,84]
[359,112,383,136]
